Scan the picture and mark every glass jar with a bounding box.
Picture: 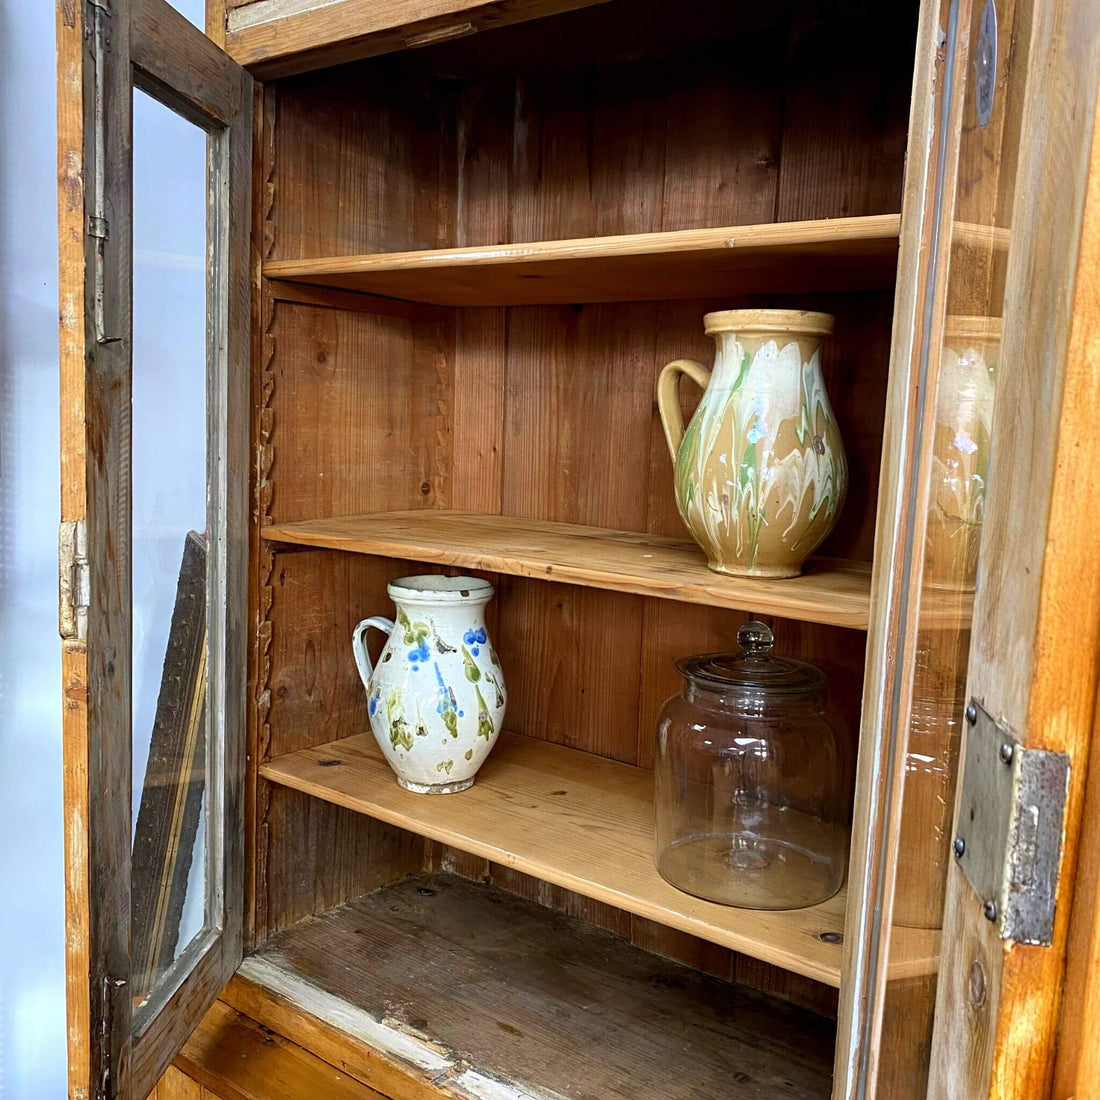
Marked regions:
[654,621,853,910]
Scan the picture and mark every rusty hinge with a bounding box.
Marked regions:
[97,975,126,1100]
[953,699,1070,945]
[59,519,89,641]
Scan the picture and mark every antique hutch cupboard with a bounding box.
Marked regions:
[55,0,1100,1096]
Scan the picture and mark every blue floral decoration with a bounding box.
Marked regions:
[463,627,487,657]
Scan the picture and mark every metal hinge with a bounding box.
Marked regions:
[953,699,1070,945]
[97,975,126,1100]
[59,520,90,641]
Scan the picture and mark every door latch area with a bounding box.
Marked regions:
[954,699,1069,945]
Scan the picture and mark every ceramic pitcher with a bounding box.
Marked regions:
[657,309,847,578]
[353,575,506,794]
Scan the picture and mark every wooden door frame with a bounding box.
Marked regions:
[927,9,1100,1087]
[57,0,251,1095]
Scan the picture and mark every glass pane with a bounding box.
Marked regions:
[130,87,210,1015]
[876,0,1031,1093]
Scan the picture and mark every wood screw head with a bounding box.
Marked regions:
[953,836,966,858]
[983,900,998,922]
[965,703,978,725]
[1000,741,1015,765]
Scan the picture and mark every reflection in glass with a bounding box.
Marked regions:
[926,319,999,592]
[876,0,1027,1088]
[129,87,209,1011]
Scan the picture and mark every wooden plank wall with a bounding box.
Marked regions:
[253,0,917,1011]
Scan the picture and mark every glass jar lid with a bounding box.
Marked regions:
[676,621,827,698]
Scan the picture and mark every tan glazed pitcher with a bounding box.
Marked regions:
[657,309,846,578]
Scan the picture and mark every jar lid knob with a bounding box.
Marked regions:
[737,620,774,657]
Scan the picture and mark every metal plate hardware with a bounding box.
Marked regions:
[975,0,997,128]
[59,519,90,642]
[954,698,1069,945]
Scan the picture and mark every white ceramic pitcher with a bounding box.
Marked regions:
[353,575,506,794]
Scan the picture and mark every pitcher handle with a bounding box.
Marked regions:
[657,359,711,463]
[352,616,394,691]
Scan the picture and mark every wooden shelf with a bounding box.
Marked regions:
[260,731,939,987]
[235,873,837,1100]
[263,510,873,630]
[263,215,901,306]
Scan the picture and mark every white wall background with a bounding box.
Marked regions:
[0,1,205,1096]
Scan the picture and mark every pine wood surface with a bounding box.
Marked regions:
[263,216,901,306]
[263,510,874,630]
[259,731,939,986]
[162,1000,387,1099]
[241,872,837,1099]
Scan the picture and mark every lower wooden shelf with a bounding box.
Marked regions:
[260,731,939,987]
[233,873,838,1100]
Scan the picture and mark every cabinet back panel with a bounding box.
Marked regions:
[260,288,883,764]
[266,1,917,259]
[253,0,914,980]
[264,298,454,523]
[269,60,455,261]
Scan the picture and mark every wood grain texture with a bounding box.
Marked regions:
[244,872,838,1098]
[930,0,1100,1094]
[254,293,455,934]
[264,216,901,306]
[206,0,227,45]
[262,302,453,524]
[57,0,130,1091]
[224,0,612,78]
[173,999,387,1099]
[775,8,917,221]
[223,973,447,1100]
[260,731,941,985]
[267,64,454,261]
[132,0,241,125]
[151,1065,204,1100]
[263,510,875,629]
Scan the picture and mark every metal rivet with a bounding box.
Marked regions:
[983,900,998,922]
[953,837,966,858]
[1000,741,1015,765]
[966,703,978,725]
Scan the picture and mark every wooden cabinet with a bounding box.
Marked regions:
[55,0,1100,1096]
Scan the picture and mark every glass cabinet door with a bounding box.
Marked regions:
[834,0,1100,1095]
[57,1,251,1095]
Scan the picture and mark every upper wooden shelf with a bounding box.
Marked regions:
[260,731,939,987]
[263,510,873,630]
[262,215,902,307]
